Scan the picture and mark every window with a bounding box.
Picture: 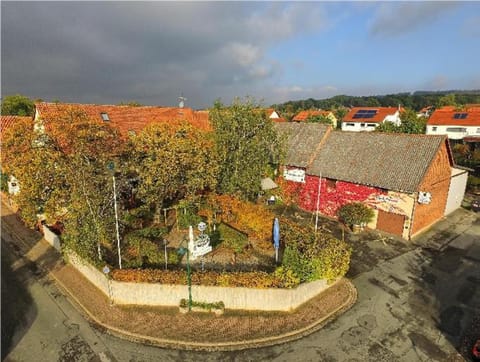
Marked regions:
[346,123,355,127]
[100,112,110,121]
[360,123,366,127]
[367,123,376,127]
[446,127,467,133]
[326,179,336,189]
[432,126,437,131]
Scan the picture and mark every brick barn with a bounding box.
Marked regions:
[276,123,467,239]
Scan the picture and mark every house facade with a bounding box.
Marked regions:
[276,124,466,239]
[426,105,480,141]
[341,107,402,132]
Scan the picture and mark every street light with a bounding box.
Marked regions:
[177,241,192,312]
[107,161,122,269]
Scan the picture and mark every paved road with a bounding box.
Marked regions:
[3,209,479,361]
[2,228,118,362]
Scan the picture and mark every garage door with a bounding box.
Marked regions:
[376,210,405,236]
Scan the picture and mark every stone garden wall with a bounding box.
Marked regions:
[68,252,332,312]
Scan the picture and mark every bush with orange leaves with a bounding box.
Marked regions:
[212,194,275,243]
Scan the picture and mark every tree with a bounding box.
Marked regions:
[1,94,35,116]
[375,121,401,133]
[338,202,374,227]
[436,93,457,107]
[1,117,60,225]
[398,108,426,134]
[376,108,426,134]
[210,98,281,201]
[126,122,218,213]
[306,114,333,126]
[118,101,143,107]
[2,105,125,263]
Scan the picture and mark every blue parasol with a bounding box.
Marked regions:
[273,218,280,262]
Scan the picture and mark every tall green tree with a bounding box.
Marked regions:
[210,98,281,200]
[376,108,426,134]
[1,94,35,116]
[436,93,457,107]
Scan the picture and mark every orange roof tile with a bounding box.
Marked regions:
[292,110,332,122]
[343,107,400,123]
[35,102,211,138]
[0,115,32,142]
[427,106,480,127]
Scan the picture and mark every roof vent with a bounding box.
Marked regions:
[178,94,187,109]
[100,112,110,121]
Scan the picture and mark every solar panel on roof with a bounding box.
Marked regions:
[453,113,468,119]
[353,109,377,119]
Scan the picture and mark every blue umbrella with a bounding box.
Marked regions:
[273,218,280,262]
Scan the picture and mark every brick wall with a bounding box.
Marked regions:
[411,141,452,236]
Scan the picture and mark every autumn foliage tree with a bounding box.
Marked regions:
[1,117,59,225]
[2,105,124,263]
[126,122,218,213]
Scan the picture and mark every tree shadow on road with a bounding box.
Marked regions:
[1,242,38,360]
[406,221,480,361]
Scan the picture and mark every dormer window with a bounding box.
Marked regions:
[100,112,110,121]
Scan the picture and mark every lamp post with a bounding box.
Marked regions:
[177,243,192,312]
[107,161,122,269]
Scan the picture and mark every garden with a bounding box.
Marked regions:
[1,98,353,292]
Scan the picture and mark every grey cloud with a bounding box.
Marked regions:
[369,2,457,37]
[1,2,328,108]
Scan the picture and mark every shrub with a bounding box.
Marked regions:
[279,219,352,283]
[177,205,202,229]
[214,194,274,241]
[133,226,168,240]
[111,268,285,288]
[0,172,9,192]
[214,223,248,253]
[468,175,480,188]
[122,232,178,268]
[338,202,374,227]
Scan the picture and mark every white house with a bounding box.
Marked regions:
[341,106,402,132]
[426,105,480,141]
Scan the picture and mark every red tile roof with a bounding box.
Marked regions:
[343,107,400,123]
[35,102,211,138]
[0,115,32,142]
[427,106,480,127]
[292,110,332,122]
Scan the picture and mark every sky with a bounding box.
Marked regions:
[2,1,480,109]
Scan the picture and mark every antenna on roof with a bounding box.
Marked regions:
[178,93,187,109]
